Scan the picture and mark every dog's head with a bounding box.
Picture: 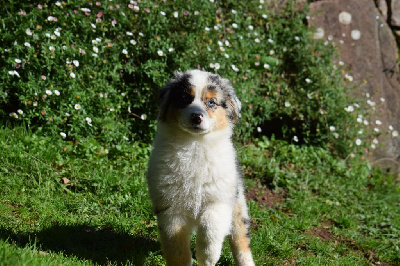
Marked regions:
[158,70,241,135]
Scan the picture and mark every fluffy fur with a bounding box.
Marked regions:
[147,70,255,266]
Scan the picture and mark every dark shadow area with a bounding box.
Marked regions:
[0,225,159,265]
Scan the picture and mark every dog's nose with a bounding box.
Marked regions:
[191,113,203,125]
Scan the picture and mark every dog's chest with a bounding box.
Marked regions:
[149,139,237,216]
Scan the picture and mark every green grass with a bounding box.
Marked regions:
[0,128,399,265]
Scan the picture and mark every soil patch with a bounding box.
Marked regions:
[246,183,287,208]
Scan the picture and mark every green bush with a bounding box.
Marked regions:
[0,0,365,156]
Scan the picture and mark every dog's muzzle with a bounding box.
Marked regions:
[181,105,211,134]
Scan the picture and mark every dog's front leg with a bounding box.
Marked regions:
[157,213,193,266]
[195,204,233,266]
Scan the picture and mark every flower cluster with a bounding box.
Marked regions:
[0,0,385,158]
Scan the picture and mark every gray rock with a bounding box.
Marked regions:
[310,0,400,177]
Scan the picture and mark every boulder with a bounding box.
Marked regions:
[390,0,400,27]
[375,0,388,20]
[309,0,400,177]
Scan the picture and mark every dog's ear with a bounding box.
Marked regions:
[221,78,242,124]
[158,71,184,120]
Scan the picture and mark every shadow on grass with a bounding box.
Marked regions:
[0,225,160,265]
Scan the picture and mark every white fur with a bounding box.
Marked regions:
[147,70,255,266]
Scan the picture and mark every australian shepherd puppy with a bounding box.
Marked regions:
[147,70,255,266]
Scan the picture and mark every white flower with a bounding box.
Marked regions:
[160,11,166,16]
[255,38,260,43]
[73,60,79,67]
[47,16,55,21]
[70,72,76,78]
[248,25,254,30]
[15,59,22,64]
[26,29,32,35]
[24,42,31,47]
[126,31,133,36]
[389,125,394,131]
[232,23,238,28]
[231,65,239,72]
[269,50,275,55]
[333,133,339,139]
[357,117,363,123]
[17,109,23,115]
[293,136,299,142]
[81,8,91,12]
[93,46,99,53]
[305,78,311,83]
[313,28,325,39]
[380,97,385,102]
[209,63,215,69]
[194,11,200,15]
[60,132,67,138]
[262,14,268,19]
[130,39,137,45]
[141,114,147,120]
[264,63,270,69]
[91,23,96,29]
[339,11,352,25]
[375,120,382,125]
[267,38,274,43]
[393,130,399,137]
[285,102,291,107]
[214,63,220,70]
[345,74,354,82]
[257,127,262,133]
[351,29,361,40]
[372,138,379,144]
[363,119,369,126]
[173,11,178,18]
[356,139,362,146]
[224,54,230,58]
[157,50,164,56]
[46,90,52,96]
[329,126,336,131]
[294,36,300,41]
[371,144,376,149]
[367,100,376,107]
[54,90,60,96]
[122,49,128,54]
[345,105,354,112]
[85,117,92,124]
[374,127,380,132]
[74,104,81,110]
[133,6,139,11]
[10,112,18,119]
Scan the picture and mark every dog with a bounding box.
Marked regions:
[147,70,255,266]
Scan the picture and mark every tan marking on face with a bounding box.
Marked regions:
[203,89,218,100]
[203,89,220,120]
[213,107,229,130]
[188,87,195,98]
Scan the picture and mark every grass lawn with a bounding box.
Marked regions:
[0,127,399,265]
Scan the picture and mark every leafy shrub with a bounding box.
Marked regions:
[0,0,365,156]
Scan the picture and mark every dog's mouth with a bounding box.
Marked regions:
[180,123,210,135]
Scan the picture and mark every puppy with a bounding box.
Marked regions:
[147,70,255,266]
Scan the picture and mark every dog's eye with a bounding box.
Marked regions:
[207,99,217,108]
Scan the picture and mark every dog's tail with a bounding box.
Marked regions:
[229,188,256,266]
